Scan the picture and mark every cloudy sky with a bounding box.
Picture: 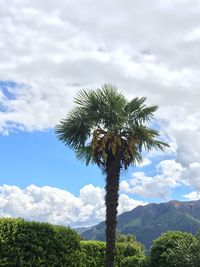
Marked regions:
[0,0,200,227]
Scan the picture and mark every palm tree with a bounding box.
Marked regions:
[55,84,168,267]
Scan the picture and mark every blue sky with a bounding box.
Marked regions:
[0,122,192,202]
[0,129,104,194]
[0,0,200,227]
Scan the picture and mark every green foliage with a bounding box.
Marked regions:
[195,229,200,240]
[150,231,200,267]
[80,240,145,266]
[116,241,144,259]
[80,241,105,267]
[0,218,81,267]
[4,217,200,267]
[55,84,168,171]
[116,233,136,243]
[121,256,149,267]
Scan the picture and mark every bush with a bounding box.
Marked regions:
[150,231,200,267]
[0,217,81,266]
[116,233,136,243]
[121,255,149,267]
[80,240,145,266]
[80,241,105,267]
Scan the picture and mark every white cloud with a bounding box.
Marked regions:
[121,156,200,201]
[159,108,200,192]
[137,157,152,168]
[183,162,200,191]
[121,160,185,200]
[183,191,200,201]
[186,28,200,41]
[0,1,200,199]
[0,184,145,227]
[0,0,200,134]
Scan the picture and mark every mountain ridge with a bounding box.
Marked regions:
[81,199,200,249]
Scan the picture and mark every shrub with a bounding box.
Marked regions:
[116,233,136,243]
[0,217,81,266]
[80,240,145,266]
[80,241,105,267]
[121,255,149,267]
[150,231,200,267]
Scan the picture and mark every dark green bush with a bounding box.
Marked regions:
[116,233,136,243]
[121,255,149,267]
[150,231,200,267]
[0,217,81,267]
[80,240,145,266]
[80,241,105,267]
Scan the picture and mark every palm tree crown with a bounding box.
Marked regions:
[55,84,168,171]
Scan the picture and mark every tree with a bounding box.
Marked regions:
[150,231,200,267]
[55,84,168,267]
[116,233,137,243]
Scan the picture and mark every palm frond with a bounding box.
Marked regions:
[130,151,143,166]
[131,125,169,152]
[75,146,93,165]
[98,84,127,108]
[95,84,127,130]
[124,97,147,113]
[74,89,99,112]
[55,107,91,149]
[125,97,158,124]
[134,105,158,123]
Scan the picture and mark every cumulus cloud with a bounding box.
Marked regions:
[0,184,145,227]
[121,157,200,200]
[121,160,185,200]
[160,109,200,193]
[183,163,200,191]
[0,0,200,133]
[1,0,200,198]
[137,157,152,168]
[183,191,200,201]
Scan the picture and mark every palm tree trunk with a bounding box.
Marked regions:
[105,153,121,267]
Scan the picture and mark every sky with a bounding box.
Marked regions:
[0,0,200,228]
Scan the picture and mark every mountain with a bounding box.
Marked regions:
[81,200,200,249]
[75,226,92,234]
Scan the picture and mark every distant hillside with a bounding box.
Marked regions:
[75,226,92,234]
[81,200,200,249]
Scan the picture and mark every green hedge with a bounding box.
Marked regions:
[80,240,145,266]
[150,231,200,267]
[0,218,81,267]
[121,256,150,267]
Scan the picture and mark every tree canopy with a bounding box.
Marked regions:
[56,84,168,171]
